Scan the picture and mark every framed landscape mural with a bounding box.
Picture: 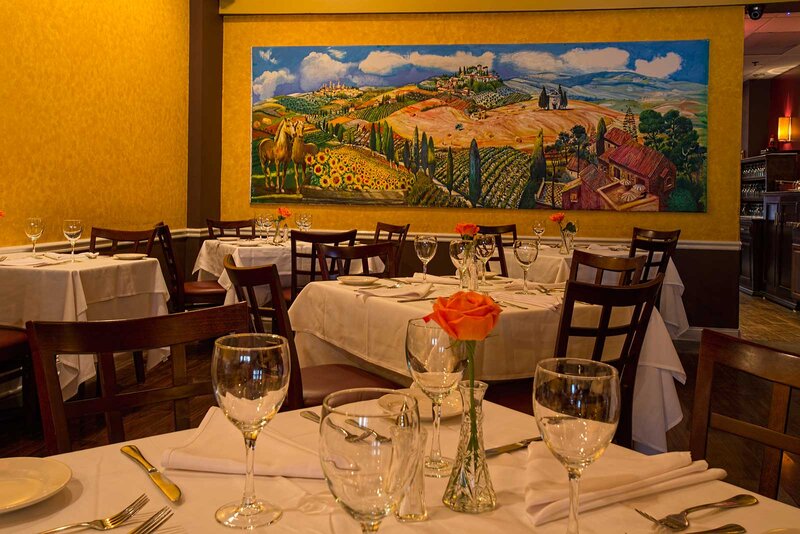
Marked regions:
[250,40,709,212]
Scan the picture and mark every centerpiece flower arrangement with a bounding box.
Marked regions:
[549,212,578,254]
[455,222,479,240]
[276,206,292,223]
[425,291,502,513]
[273,207,292,244]
[453,223,480,290]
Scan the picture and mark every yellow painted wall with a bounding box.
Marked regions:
[0,1,188,247]
[222,7,742,242]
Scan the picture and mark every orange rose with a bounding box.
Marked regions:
[0,210,5,218]
[454,222,479,238]
[424,291,501,341]
[549,212,565,223]
[277,207,292,219]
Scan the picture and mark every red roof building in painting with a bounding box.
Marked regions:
[603,140,676,203]
[603,127,632,152]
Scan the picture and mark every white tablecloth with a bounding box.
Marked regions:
[503,243,689,339]
[289,280,685,453]
[3,404,797,533]
[0,253,170,398]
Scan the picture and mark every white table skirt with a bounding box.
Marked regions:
[4,404,798,533]
[289,280,685,453]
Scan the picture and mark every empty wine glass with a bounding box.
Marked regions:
[474,234,496,287]
[406,318,468,477]
[533,359,620,534]
[533,220,545,242]
[449,240,470,290]
[319,388,421,533]
[62,220,82,262]
[212,333,291,529]
[513,239,538,294]
[296,213,312,231]
[25,217,44,256]
[414,235,437,281]
[255,214,270,241]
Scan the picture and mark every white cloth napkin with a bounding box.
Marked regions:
[525,445,726,525]
[356,282,433,300]
[412,272,460,285]
[490,291,561,311]
[161,407,323,479]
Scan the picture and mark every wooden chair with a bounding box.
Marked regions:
[569,250,646,286]
[373,222,410,269]
[27,303,250,455]
[317,242,398,280]
[222,256,398,410]
[554,274,664,448]
[0,325,37,431]
[290,229,357,301]
[206,218,256,239]
[477,224,517,277]
[629,227,681,282]
[690,330,800,499]
[89,227,156,256]
[155,223,226,312]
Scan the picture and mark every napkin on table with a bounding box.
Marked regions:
[489,291,561,311]
[356,282,433,300]
[0,256,48,266]
[525,444,726,525]
[161,407,323,479]
[412,272,460,285]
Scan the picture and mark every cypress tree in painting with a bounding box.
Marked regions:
[402,140,410,169]
[427,136,436,178]
[369,123,376,152]
[519,129,546,209]
[561,87,568,109]
[468,138,481,207]
[446,146,454,193]
[421,132,428,172]
[596,117,607,156]
[413,126,420,171]
[623,106,638,140]
[538,86,549,110]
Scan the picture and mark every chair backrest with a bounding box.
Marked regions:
[690,330,800,499]
[569,250,646,286]
[629,227,681,282]
[317,242,398,280]
[554,274,664,448]
[373,222,410,268]
[477,224,517,277]
[89,227,157,256]
[154,223,185,311]
[206,218,256,239]
[222,255,303,411]
[27,303,250,455]
[290,229,357,300]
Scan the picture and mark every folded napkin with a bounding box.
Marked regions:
[525,445,726,525]
[0,256,48,266]
[412,272,460,285]
[490,291,561,311]
[161,407,323,479]
[357,282,433,300]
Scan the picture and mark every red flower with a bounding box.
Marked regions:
[277,207,292,219]
[549,212,565,223]
[455,222,479,238]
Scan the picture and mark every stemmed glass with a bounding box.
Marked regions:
[414,235,437,281]
[449,240,470,290]
[512,239,538,294]
[319,388,421,533]
[405,318,468,477]
[532,220,545,243]
[296,213,312,231]
[474,234,496,287]
[62,220,82,262]
[255,214,271,241]
[25,217,44,256]
[211,333,291,529]
[533,359,619,534]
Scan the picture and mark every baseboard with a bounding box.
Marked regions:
[678,326,741,342]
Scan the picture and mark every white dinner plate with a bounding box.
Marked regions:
[218,237,239,242]
[379,386,462,421]
[338,276,379,286]
[0,457,72,514]
[113,253,147,261]
[236,241,260,247]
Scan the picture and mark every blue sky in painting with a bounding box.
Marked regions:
[251,40,709,103]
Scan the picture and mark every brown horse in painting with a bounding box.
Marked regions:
[289,120,319,192]
[260,119,292,193]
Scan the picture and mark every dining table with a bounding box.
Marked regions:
[0,252,170,399]
[3,402,798,533]
[289,277,685,453]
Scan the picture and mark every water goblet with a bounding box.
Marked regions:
[255,214,269,241]
[212,333,291,529]
[62,220,82,262]
[25,217,44,256]
[533,359,620,534]
[448,240,470,290]
[533,220,545,242]
[474,234,496,287]
[319,388,421,533]
[405,318,468,477]
[512,239,538,294]
[413,235,437,282]
[297,213,312,231]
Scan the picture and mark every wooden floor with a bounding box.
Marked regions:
[1,292,799,506]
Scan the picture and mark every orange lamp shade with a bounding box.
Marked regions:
[778,116,798,142]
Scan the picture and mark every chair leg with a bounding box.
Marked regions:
[22,360,41,435]
[133,351,146,384]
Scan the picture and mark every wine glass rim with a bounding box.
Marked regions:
[536,358,618,380]
[214,332,288,351]
[322,387,418,418]
[414,235,437,241]
[407,317,445,330]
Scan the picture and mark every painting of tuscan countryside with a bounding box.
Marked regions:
[251,40,709,211]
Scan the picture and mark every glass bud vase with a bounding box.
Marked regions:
[559,230,575,255]
[442,380,496,513]
[272,221,288,245]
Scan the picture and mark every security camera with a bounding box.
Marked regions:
[747,4,764,20]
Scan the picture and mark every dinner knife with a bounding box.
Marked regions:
[121,445,182,502]
[485,436,542,457]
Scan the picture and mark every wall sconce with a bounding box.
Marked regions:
[778,116,798,142]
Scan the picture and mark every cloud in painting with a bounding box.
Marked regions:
[358,51,408,75]
[359,50,495,75]
[498,51,565,73]
[327,48,347,59]
[259,49,278,64]
[561,47,629,72]
[634,52,682,78]
[253,68,296,100]
[299,52,353,91]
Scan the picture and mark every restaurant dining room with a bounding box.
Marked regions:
[2,0,800,532]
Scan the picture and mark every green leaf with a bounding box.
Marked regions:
[564,222,577,233]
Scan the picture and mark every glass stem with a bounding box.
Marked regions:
[481,261,487,285]
[71,241,76,261]
[522,268,528,294]
[32,240,36,254]
[422,263,427,281]
[241,433,259,509]
[429,400,443,463]
[360,520,381,533]
[567,468,581,534]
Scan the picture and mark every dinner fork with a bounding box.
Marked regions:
[301,410,372,442]
[127,506,173,534]
[636,494,758,531]
[38,494,148,533]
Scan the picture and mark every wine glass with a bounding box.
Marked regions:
[25,217,44,256]
[62,220,82,262]
[474,234,496,287]
[319,388,421,533]
[533,359,620,534]
[414,235,437,282]
[532,220,545,242]
[255,214,269,241]
[449,240,470,290]
[212,333,291,529]
[405,318,468,477]
[512,239,538,294]
[296,213,312,231]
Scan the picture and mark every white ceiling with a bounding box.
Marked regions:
[744,10,800,80]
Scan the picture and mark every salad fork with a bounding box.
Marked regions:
[127,506,173,534]
[38,494,148,533]
[635,494,757,530]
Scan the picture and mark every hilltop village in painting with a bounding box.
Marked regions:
[250,41,709,212]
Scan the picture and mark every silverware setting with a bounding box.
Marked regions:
[302,410,370,441]
[397,296,438,303]
[485,437,543,457]
[121,445,182,502]
[345,418,392,443]
[127,506,173,534]
[38,494,148,533]
[635,494,757,531]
